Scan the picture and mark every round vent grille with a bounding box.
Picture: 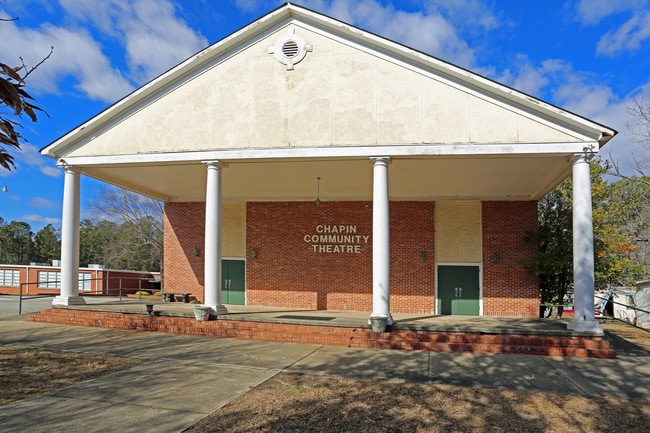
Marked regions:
[269,30,312,70]
[282,41,300,59]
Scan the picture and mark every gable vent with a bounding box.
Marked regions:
[269,29,312,70]
[282,41,300,59]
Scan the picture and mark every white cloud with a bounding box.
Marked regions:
[0,16,134,102]
[2,193,20,201]
[58,0,209,84]
[300,0,477,67]
[494,56,617,122]
[0,0,207,103]
[493,54,644,173]
[549,74,643,175]
[30,197,57,208]
[40,165,61,177]
[21,213,61,225]
[421,0,499,31]
[235,0,266,13]
[0,143,61,178]
[596,11,650,56]
[574,0,650,57]
[494,55,550,96]
[574,0,646,25]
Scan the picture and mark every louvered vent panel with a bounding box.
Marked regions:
[282,41,300,59]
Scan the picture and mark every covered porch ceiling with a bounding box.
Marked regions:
[73,152,572,204]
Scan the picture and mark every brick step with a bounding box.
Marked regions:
[30,309,616,359]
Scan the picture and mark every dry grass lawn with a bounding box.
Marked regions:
[0,347,142,405]
[187,320,650,433]
[1,320,649,432]
[186,372,650,433]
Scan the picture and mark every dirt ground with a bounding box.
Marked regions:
[0,347,142,405]
[1,320,649,432]
[600,319,650,354]
[186,321,650,433]
[189,320,650,433]
[185,372,649,433]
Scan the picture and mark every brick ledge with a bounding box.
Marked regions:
[30,308,615,359]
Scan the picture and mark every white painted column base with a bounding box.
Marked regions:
[209,304,229,317]
[52,296,87,306]
[368,313,393,325]
[567,318,603,334]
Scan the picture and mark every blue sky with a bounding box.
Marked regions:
[0,0,649,232]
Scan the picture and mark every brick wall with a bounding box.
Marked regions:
[164,202,206,300]
[482,201,539,317]
[246,201,436,314]
[164,200,540,317]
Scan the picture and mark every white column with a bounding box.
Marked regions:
[369,157,392,325]
[52,164,85,306]
[203,161,228,315]
[567,150,603,335]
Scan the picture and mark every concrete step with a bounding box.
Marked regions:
[30,308,615,359]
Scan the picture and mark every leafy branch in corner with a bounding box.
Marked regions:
[0,46,53,171]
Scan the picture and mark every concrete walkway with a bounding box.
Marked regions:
[0,304,648,432]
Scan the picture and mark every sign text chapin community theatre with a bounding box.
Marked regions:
[303,225,370,253]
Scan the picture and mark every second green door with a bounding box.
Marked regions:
[222,259,245,305]
[437,265,480,315]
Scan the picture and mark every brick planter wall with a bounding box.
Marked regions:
[30,309,616,359]
[482,201,539,318]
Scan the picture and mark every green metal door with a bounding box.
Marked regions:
[222,260,245,305]
[438,265,480,315]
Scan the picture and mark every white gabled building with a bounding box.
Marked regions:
[41,3,616,334]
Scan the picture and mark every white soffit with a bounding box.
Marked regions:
[58,142,594,167]
[74,154,570,203]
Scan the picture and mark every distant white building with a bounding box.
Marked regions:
[595,283,650,330]
[636,280,650,329]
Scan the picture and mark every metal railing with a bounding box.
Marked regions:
[18,276,162,314]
